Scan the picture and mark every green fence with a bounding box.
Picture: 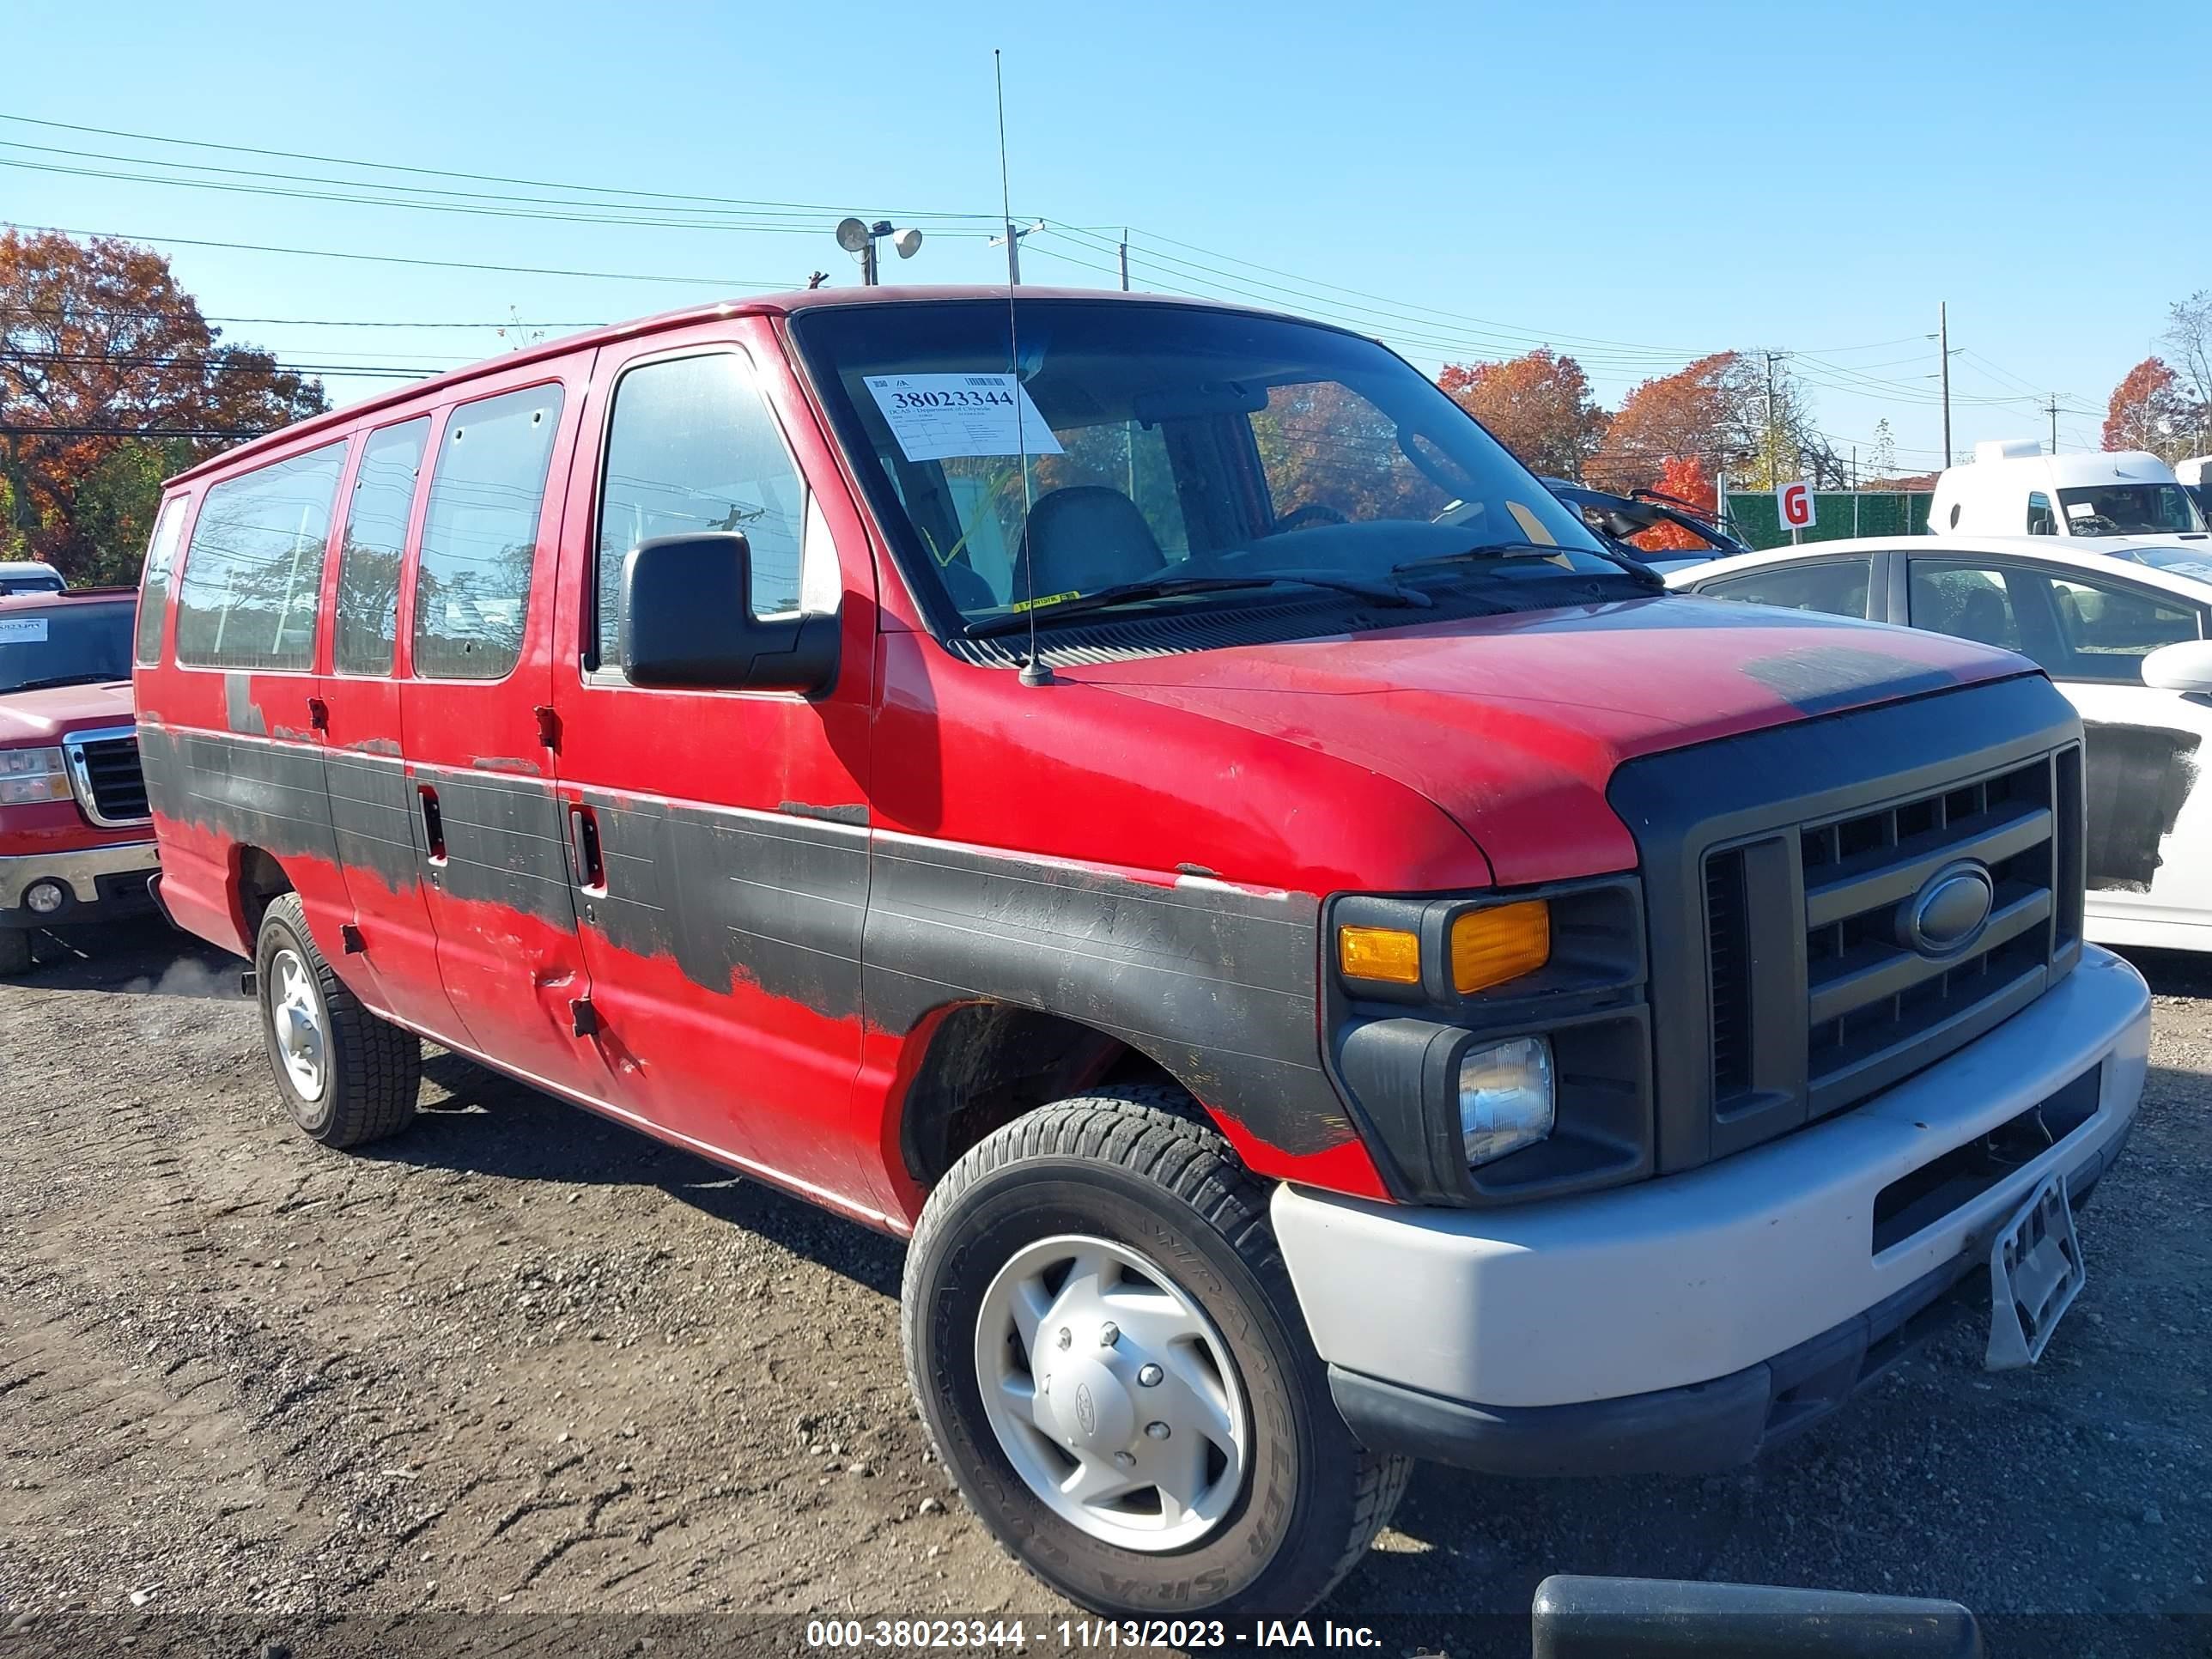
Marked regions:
[1720,490,1933,550]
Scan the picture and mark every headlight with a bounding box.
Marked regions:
[0,746,71,806]
[1459,1035,1555,1166]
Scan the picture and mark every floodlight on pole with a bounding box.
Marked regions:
[836,216,926,285]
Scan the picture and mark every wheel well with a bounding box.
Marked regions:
[233,847,293,938]
[900,1004,1180,1188]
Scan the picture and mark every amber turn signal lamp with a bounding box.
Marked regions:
[1450,900,1551,994]
[1337,925,1421,985]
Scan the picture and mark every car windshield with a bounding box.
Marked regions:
[2056,483,2205,537]
[0,574,64,596]
[2113,545,2212,585]
[792,300,1625,635]
[0,600,135,694]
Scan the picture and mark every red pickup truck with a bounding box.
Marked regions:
[0,587,157,975]
[133,288,2148,1619]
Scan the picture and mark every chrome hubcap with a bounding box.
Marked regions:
[270,948,327,1103]
[975,1235,1248,1552]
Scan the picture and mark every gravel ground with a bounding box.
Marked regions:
[1,918,2207,1657]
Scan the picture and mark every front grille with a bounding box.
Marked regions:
[1702,744,2080,1137]
[65,731,150,827]
[1609,676,2086,1175]
[1798,755,2063,1118]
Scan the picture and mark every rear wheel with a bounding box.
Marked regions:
[0,928,30,977]
[253,893,420,1148]
[902,1087,1409,1619]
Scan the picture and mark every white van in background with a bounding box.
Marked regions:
[2179,456,2211,522]
[1928,441,2208,543]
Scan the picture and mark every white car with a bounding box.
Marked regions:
[1670,534,2212,952]
[0,561,66,597]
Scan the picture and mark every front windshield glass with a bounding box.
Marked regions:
[2056,483,2205,537]
[0,600,134,694]
[792,301,1623,635]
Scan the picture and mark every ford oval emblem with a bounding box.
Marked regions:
[1898,859,1995,957]
[1073,1382,1098,1439]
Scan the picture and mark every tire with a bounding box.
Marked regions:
[902,1086,1410,1620]
[0,928,30,977]
[253,892,420,1148]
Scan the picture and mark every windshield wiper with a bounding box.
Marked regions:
[5,672,118,694]
[963,573,1429,638]
[1393,541,1666,591]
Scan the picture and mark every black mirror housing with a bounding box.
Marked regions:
[618,532,838,694]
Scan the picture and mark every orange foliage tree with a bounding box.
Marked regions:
[1,229,326,582]
[1630,454,1719,554]
[1437,349,1609,480]
[2102,356,2201,462]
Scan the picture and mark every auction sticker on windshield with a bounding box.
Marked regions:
[865,373,1063,463]
[0,617,50,644]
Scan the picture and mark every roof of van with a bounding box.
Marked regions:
[1937,447,2179,489]
[164,285,1283,488]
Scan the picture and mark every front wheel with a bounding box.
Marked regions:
[902,1087,1408,1619]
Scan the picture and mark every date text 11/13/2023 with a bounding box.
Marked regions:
[803,1619,1383,1649]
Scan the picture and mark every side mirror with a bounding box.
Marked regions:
[2141,638,2212,693]
[619,532,838,694]
[1531,1576,1984,1658]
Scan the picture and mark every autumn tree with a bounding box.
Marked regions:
[1626,454,1720,554]
[1589,349,1838,493]
[2101,356,2200,462]
[1,230,326,583]
[1437,349,1609,479]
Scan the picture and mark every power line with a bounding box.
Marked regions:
[0,110,991,221]
[3,222,789,288]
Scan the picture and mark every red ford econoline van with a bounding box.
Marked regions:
[136,289,2149,1619]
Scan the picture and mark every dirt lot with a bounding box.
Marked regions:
[2,918,2209,1656]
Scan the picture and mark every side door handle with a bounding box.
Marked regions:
[417,783,447,864]
[567,803,605,891]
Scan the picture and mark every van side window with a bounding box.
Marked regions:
[133,495,189,665]
[335,417,430,676]
[173,440,350,671]
[592,353,810,672]
[2027,492,2056,536]
[1696,558,1871,619]
[414,385,564,681]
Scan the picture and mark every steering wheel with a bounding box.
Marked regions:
[1273,501,1349,533]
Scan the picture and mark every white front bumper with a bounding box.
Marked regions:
[1273,945,2150,1409]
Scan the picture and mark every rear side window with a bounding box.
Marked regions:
[133,495,189,665]
[173,441,349,671]
[1698,558,1871,619]
[336,417,430,676]
[414,385,564,681]
[1908,563,2023,651]
[2026,491,2057,536]
[592,353,806,671]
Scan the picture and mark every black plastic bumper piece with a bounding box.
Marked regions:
[1331,1133,2125,1477]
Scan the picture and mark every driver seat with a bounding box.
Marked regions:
[1017,486,1165,597]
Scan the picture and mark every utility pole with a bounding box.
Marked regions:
[1764,350,1786,489]
[2045,394,2061,454]
[1118,229,1130,292]
[1003,221,1021,286]
[1938,301,1952,467]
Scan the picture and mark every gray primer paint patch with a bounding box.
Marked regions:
[2083,720,2203,892]
[222,673,268,737]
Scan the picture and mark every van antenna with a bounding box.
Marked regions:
[997,49,1052,688]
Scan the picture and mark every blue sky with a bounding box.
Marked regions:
[6,0,2204,472]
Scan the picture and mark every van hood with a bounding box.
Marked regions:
[1074,596,2032,885]
[0,680,136,745]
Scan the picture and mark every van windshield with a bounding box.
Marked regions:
[2057,483,2205,537]
[792,300,1631,636]
[0,599,134,694]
